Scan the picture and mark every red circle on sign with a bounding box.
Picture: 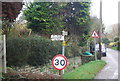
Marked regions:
[52,55,68,70]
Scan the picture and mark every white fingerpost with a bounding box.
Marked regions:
[61,30,68,74]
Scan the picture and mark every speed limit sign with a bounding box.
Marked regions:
[52,55,68,70]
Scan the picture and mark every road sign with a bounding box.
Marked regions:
[52,55,68,70]
[51,35,64,41]
[91,30,99,38]
[62,31,68,36]
[62,41,66,46]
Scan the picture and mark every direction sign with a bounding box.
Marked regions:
[91,30,99,38]
[51,35,64,41]
[52,55,68,70]
[62,31,68,36]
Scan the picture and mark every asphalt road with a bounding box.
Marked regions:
[95,48,119,79]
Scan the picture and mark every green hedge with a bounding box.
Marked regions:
[6,35,61,67]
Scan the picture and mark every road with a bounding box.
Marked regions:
[95,48,119,80]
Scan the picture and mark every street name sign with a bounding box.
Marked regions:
[91,30,99,38]
[52,55,68,70]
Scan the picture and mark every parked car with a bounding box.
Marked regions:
[95,43,107,57]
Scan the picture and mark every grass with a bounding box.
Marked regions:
[111,46,117,50]
[62,60,106,79]
[0,35,2,40]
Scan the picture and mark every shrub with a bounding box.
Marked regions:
[6,35,61,67]
[114,37,119,42]
[102,38,110,45]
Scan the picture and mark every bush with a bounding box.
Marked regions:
[6,35,61,67]
[114,37,119,42]
[102,38,110,45]
[117,41,120,51]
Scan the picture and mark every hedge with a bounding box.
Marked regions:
[6,35,61,67]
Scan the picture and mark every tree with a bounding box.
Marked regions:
[0,2,23,35]
[1,2,23,22]
[62,2,91,36]
[102,38,110,45]
[106,24,119,40]
[24,2,91,36]
[90,16,105,33]
[23,2,64,34]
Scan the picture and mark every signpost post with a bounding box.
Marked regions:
[91,30,99,60]
[61,30,68,74]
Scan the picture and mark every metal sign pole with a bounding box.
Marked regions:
[62,39,65,74]
[94,38,97,60]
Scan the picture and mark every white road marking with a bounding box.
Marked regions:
[112,69,118,79]
[112,72,118,79]
[104,66,110,70]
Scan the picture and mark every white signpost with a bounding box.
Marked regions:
[91,30,99,60]
[51,30,68,75]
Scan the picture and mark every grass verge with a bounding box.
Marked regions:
[62,60,106,79]
[111,46,117,50]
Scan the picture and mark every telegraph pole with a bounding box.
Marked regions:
[98,0,102,59]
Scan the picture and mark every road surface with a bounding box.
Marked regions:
[95,48,119,80]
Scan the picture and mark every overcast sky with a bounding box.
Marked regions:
[90,0,119,32]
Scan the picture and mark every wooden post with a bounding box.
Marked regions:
[59,70,62,75]
[3,35,6,73]
[98,0,102,59]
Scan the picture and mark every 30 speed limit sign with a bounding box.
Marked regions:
[52,55,68,70]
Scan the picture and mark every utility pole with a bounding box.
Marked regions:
[98,0,102,59]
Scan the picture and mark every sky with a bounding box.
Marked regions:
[90,0,119,32]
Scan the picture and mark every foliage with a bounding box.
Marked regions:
[23,2,64,34]
[62,2,91,37]
[102,38,110,45]
[1,2,23,35]
[8,22,32,37]
[63,60,106,79]
[6,35,61,67]
[1,2,23,22]
[77,34,90,47]
[118,42,120,51]
[114,37,119,42]
[112,41,120,51]
[2,20,13,35]
[23,2,91,38]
